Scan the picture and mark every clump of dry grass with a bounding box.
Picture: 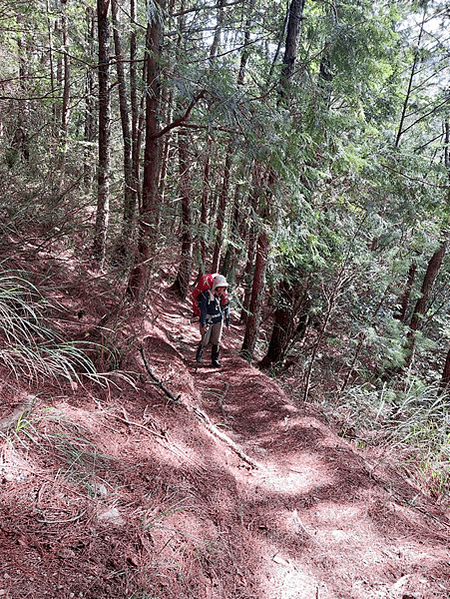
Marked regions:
[324,380,450,503]
[0,272,101,386]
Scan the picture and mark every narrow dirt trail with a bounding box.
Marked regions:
[190,353,450,599]
[161,291,450,599]
[0,287,449,598]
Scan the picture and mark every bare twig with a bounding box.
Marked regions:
[117,408,206,472]
[192,406,259,469]
[37,508,87,524]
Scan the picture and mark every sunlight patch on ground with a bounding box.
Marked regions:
[0,440,32,483]
[311,501,386,561]
[246,453,334,496]
[264,549,331,599]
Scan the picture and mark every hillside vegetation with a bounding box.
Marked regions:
[2,0,450,595]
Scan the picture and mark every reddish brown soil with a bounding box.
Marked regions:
[0,284,449,599]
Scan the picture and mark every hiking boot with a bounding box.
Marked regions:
[211,345,222,367]
[195,344,203,364]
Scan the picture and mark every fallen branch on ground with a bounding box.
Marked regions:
[139,346,181,403]
[192,406,259,469]
[117,407,206,472]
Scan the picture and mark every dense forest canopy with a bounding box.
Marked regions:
[2,0,450,406]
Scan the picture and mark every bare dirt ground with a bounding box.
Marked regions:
[0,282,449,599]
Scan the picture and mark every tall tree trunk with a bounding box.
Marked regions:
[171,130,193,299]
[215,4,255,276]
[55,18,63,126]
[158,87,173,203]
[211,145,233,273]
[198,136,211,276]
[59,6,71,191]
[208,0,225,59]
[267,9,289,87]
[111,0,136,262]
[240,228,256,324]
[395,7,426,148]
[84,8,96,194]
[254,0,307,360]
[130,0,141,212]
[241,230,270,359]
[11,23,29,165]
[241,166,275,355]
[240,175,262,324]
[220,182,244,282]
[46,7,56,131]
[92,0,111,267]
[279,0,306,99]
[128,4,164,301]
[237,0,256,86]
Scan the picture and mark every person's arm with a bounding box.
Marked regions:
[223,301,230,327]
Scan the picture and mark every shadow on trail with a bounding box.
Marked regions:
[189,348,450,598]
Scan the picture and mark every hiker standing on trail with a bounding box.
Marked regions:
[195,274,230,367]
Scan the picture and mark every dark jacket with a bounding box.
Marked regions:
[199,290,230,328]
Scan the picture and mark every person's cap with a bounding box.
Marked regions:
[212,274,229,290]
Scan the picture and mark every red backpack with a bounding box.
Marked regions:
[192,273,228,317]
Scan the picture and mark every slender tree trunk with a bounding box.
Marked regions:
[198,136,211,275]
[240,228,256,324]
[111,0,136,262]
[220,182,244,282]
[267,9,289,87]
[84,8,96,194]
[211,145,233,273]
[240,175,262,324]
[215,8,255,277]
[12,33,29,164]
[279,0,306,99]
[55,19,62,126]
[92,0,111,267]
[130,0,141,211]
[46,7,56,131]
[171,130,193,299]
[237,0,256,86]
[59,6,71,191]
[158,87,173,203]
[128,5,164,301]
[209,0,225,59]
[395,7,426,147]
[256,0,307,362]
[241,230,270,359]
